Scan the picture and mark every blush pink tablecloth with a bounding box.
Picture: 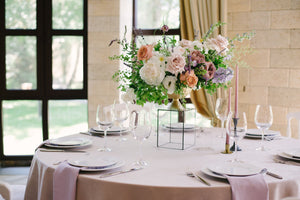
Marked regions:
[25,128,300,200]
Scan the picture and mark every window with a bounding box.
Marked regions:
[133,0,180,45]
[0,0,87,162]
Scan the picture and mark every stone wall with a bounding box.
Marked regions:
[228,0,300,138]
[88,0,132,127]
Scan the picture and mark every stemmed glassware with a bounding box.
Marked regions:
[96,104,114,152]
[112,99,129,141]
[215,98,228,138]
[226,111,247,162]
[254,105,273,151]
[130,109,152,167]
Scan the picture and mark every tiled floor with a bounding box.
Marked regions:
[0,167,29,185]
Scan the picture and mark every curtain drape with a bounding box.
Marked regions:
[180,0,228,127]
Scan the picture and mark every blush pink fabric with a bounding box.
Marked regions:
[226,174,269,200]
[53,161,80,200]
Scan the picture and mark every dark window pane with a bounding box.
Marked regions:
[5,0,36,29]
[6,36,37,90]
[52,36,83,89]
[2,100,43,155]
[137,0,179,29]
[48,100,88,139]
[52,0,83,29]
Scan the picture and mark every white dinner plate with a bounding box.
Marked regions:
[49,137,91,146]
[92,126,128,133]
[89,126,130,136]
[277,152,300,162]
[45,139,92,149]
[68,157,118,168]
[283,148,300,158]
[246,129,280,136]
[163,123,196,130]
[69,160,125,172]
[199,168,226,179]
[207,162,262,176]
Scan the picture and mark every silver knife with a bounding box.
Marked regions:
[39,148,86,153]
[266,171,283,179]
[193,172,211,186]
[99,167,142,178]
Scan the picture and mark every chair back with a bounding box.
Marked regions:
[286,112,300,138]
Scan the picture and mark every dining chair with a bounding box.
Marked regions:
[0,181,25,200]
[286,112,300,138]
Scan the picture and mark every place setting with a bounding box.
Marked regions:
[161,122,200,132]
[37,136,93,153]
[66,156,125,172]
[275,148,300,165]
[244,129,281,140]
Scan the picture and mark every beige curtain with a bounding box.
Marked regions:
[180,0,227,127]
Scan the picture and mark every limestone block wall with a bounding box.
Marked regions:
[88,0,132,127]
[228,0,300,138]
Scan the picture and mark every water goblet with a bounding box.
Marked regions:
[254,105,273,151]
[112,99,129,141]
[130,109,152,167]
[215,98,228,138]
[226,111,247,162]
[96,104,113,152]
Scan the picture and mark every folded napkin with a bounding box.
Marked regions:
[226,174,269,200]
[53,161,80,200]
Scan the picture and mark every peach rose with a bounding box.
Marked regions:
[190,50,205,64]
[202,62,216,80]
[180,70,198,88]
[137,45,153,61]
[166,53,186,75]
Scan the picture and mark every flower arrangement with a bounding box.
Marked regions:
[110,22,254,106]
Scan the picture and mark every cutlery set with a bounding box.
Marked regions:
[186,167,283,186]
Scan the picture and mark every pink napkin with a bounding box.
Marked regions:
[226,174,269,200]
[53,161,80,200]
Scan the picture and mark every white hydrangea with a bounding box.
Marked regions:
[139,57,165,86]
[162,76,177,94]
[121,88,136,103]
[191,40,204,51]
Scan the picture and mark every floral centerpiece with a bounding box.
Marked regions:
[110,22,254,107]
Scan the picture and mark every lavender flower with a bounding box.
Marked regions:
[212,67,234,83]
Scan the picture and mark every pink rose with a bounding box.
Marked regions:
[180,70,198,88]
[190,50,205,64]
[137,45,153,61]
[207,35,229,54]
[166,53,186,75]
[202,62,216,80]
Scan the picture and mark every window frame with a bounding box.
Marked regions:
[0,0,88,162]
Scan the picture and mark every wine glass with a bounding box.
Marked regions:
[96,104,114,152]
[215,98,228,138]
[254,105,273,151]
[130,109,152,167]
[112,99,129,141]
[226,111,247,162]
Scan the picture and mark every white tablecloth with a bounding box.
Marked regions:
[25,128,300,200]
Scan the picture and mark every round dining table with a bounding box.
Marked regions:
[24,127,300,200]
